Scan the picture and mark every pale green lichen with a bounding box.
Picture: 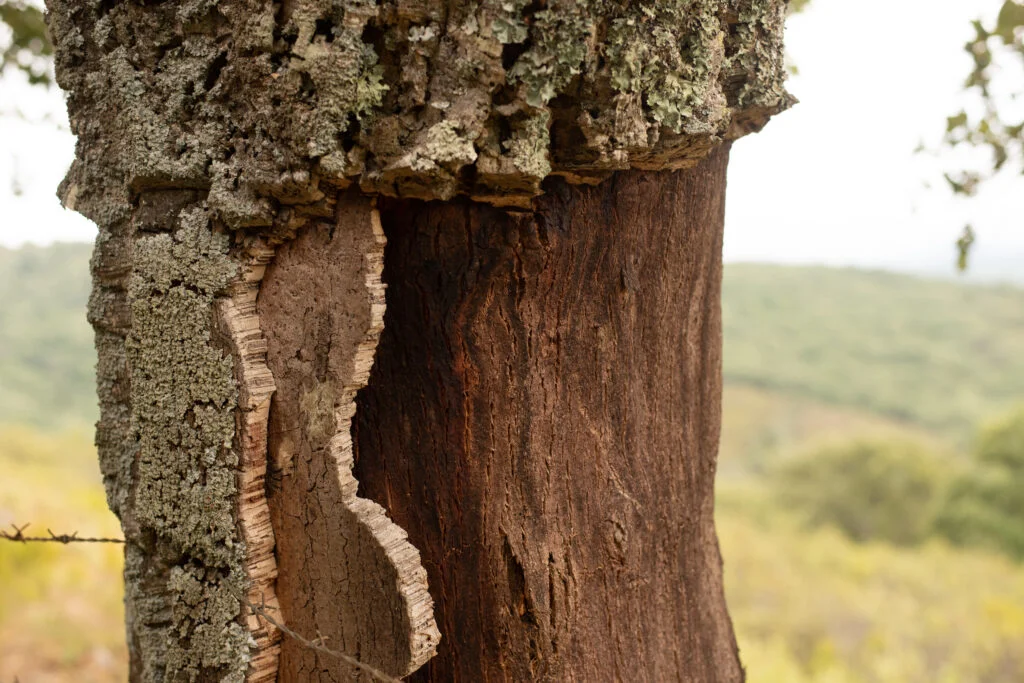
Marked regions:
[125,206,249,680]
[603,0,727,134]
[166,564,253,682]
[298,31,388,158]
[729,0,790,108]
[128,209,238,561]
[506,111,553,179]
[52,0,790,211]
[492,15,529,44]
[407,120,479,172]
[508,7,590,108]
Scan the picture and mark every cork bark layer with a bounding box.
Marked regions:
[258,195,439,680]
[50,0,790,217]
[46,0,789,680]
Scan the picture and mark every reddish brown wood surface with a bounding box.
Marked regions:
[353,146,741,682]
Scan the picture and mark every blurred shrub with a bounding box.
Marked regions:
[771,439,951,545]
[721,512,1024,683]
[935,406,1024,559]
[0,0,53,85]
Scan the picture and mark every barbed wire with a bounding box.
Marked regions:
[0,523,125,544]
[0,523,403,683]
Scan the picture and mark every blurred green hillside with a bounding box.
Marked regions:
[1,243,1022,682]
[4,244,1023,442]
[723,264,1024,440]
[0,243,95,428]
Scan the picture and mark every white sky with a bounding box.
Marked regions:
[726,0,1024,277]
[1,0,1022,278]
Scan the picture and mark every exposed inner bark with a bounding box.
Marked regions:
[352,146,740,682]
[257,195,440,681]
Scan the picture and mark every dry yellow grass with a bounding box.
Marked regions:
[0,425,126,683]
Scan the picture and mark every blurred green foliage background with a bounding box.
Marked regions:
[0,244,95,427]
[1,244,1022,682]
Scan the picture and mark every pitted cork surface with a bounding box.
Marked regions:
[51,0,790,221]
[258,198,440,681]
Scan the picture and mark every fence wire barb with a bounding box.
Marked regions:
[2,522,403,683]
[0,523,126,544]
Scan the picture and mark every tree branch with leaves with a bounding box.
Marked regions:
[0,0,51,85]
[944,1,1024,196]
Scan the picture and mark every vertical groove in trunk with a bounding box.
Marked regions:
[354,146,740,682]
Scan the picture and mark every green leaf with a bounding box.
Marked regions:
[946,111,969,133]
[956,224,975,272]
[0,0,53,85]
[995,0,1024,43]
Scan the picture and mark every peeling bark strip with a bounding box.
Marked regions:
[85,187,441,682]
[216,247,283,683]
[258,197,440,680]
[355,149,738,682]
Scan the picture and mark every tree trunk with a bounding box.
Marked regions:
[46,0,789,680]
[355,151,739,682]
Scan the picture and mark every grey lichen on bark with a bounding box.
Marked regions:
[51,0,790,221]
[46,0,790,680]
[126,210,252,680]
[85,186,255,682]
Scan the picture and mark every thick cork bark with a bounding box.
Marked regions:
[47,0,788,680]
[354,147,738,682]
[258,195,439,680]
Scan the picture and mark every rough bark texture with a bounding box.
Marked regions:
[258,195,439,681]
[46,0,788,679]
[354,147,737,682]
[49,0,790,219]
[88,190,256,683]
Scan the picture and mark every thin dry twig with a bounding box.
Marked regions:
[229,585,403,683]
[2,523,403,682]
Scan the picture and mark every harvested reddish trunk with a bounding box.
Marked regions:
[354,147,740,682]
